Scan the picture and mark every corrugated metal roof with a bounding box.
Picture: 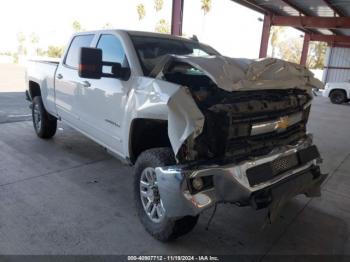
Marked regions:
[232,0,350,36]
[252,0,300,16]
[327,0,350,16]
[292,0,336,17]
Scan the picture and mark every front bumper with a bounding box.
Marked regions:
[155,135,327,218]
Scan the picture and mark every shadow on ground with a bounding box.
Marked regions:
[0,96,349,256]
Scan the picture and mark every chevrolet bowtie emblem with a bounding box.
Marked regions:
[276,117,289,130]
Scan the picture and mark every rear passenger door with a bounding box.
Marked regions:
[55,34,95,126]
[77,34,132,154]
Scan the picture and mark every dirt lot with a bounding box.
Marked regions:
[0,63,26,92]
[0,64,30,123]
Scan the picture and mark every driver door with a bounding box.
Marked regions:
[77,34,131,154]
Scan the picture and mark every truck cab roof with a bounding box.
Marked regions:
[73,29,202,45]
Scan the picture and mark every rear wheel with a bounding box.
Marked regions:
[32,96,57,139]
[134,148,199,242]
[330,90,346,104]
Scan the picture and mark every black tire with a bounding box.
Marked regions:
[134,148,199,242]
[330,90,346,104]
[32,96,57,139]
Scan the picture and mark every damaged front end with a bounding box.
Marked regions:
[155,56,327,219]
[155,135,327,219]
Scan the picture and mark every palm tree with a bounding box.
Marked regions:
[154,0,164,12]
[29,33,39,45]
[200,0,212,41]
[137,4,146,20]
[201,0,212,15]
[29,33,40,56]
[17,32,27,56]
[155,19,170,34]
[72,20,84,32]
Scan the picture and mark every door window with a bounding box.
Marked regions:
[64,35,94,69]
[97,34,129,71]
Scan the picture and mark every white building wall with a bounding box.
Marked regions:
[323,46,350,83]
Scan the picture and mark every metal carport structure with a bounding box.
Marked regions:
[170,0,350,66]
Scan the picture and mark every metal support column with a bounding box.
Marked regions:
[300,33,310,66]
[171,0,184,36]
[259,15,272,58]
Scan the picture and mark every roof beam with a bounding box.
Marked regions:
[280,1,346,35]
[271,16,350,29]
[310,34,350,43]
[323,0,347,17]
[280,0,321,35]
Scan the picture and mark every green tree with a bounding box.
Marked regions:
[278,37,303,64]
[307,42,327,69]
[154,0,164,12]
[47,46,64,58]
[0,51,12,56]
[29,33,39,45]
[36,48,47,57]
[137,4,146,20]
[201,0,212,15]
[12,53,19,64]
[17,32,27,56]
[155,19,170,34]
[270,26,285,57]
[29,33,40,56]
[72,20,84,32]
[270,29,328,69]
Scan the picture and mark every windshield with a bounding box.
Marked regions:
[130,35,220,76]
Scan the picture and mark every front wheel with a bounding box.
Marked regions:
[32,96,57,139]
[134,148,199,242]
[330,90,346,104]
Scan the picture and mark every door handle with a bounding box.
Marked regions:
[81,81,91,88]
[56,74,63,79]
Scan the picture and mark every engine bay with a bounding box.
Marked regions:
[162,61,312,164]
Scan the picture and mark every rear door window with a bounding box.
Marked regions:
[65,35,94,69]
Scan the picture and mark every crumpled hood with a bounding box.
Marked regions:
[159,55,323,159]
[157,55,324,92]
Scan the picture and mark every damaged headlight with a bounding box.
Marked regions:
[188,175,214,194]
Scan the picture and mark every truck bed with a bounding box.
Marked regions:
[27,59,59,115]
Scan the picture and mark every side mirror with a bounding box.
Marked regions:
[111,63,131,80]
[78,47,103,79]
[79,47,131,80]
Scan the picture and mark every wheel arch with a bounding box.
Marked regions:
[329,88,347,95]
[128,118,171,164]
[28,80,42,100]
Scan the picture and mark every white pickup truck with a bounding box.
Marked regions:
[26,30,327,241]
[323,82,350,104]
